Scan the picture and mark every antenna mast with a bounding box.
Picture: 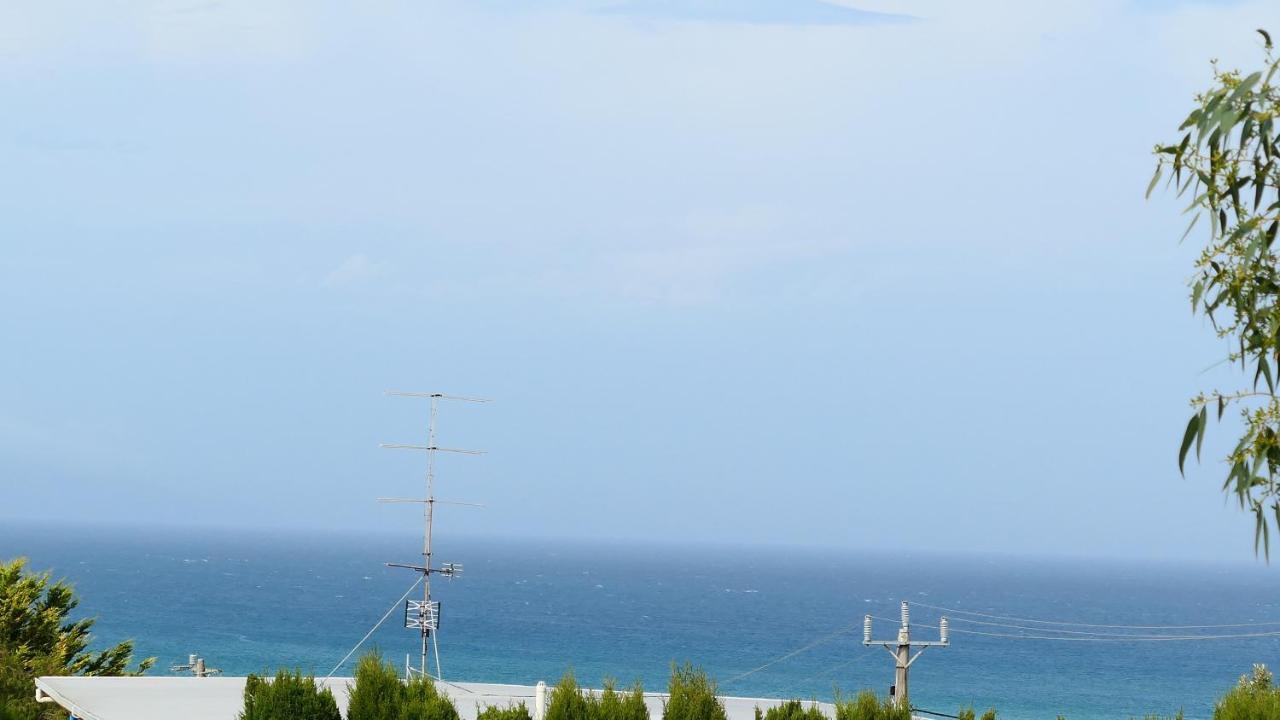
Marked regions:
[381,390,488,680]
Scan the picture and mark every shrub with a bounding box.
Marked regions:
[979,711,996,720]
[832,690,908,720]
[663,664,726,720]
[240,670,341,720]
[547,672,593,720]
[347,651,404,720]
[402,674,460,720]
[477,704,533,720]
[957,709,976,720]
[544,672,649,720]
[755,700,827,720]
[594,680,649,720]
[1214,664,1280,720]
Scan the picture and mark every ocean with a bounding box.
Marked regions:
[2,524,1278,720]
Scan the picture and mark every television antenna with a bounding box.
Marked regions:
[381,390,488,681]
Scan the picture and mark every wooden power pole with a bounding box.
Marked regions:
[863,601,949,709]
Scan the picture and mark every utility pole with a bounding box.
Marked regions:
[863,601,949,710]
[170,654,221,677]
[381,391,488,680]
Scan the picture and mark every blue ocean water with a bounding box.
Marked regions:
[3,524,1279,720]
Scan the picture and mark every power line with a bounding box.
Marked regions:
[870,615,1280,643]
[931,615,1273,638]
[949,627,1280,642]
[789,651,869,691]
[910,601,1280,630]
[912,708,962,719]
[722,619,864,686]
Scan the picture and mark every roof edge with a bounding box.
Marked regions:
[35,676,103,720]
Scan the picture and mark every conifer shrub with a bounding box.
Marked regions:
[546,672,593,720]
[595,680,650,720]
[663,664,726,720]
[978,711,996,720]
[476,704,533,720]
[957,708,975,720]
[832,690,908,720]
[1214,664,1280,720]
[239,670,341,720]
[347,651,404,720]
[753,699,827,720]
[402,673,461,720]
[545,672,649,720]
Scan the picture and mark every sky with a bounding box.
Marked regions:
[4,0,1280,564]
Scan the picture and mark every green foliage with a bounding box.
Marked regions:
[832,691,908,720]
[594,680,649,720]
[755,700,827,720]
[0,650,41,720]
[0,558,154,677]
[978,711,996,720]
[547,672,593,720]
[1214,664,1280,720]
[663,664,726,720]
[343,650,459,720]
[0,558,155,720]
[239,670,341,720]
[1136,713,1185,720]
[476,704,533,720]
[957,708,976,720]
[347,651,404,720]
[546,672,649,720]
[1153,34,1280,555]
[402,673,460,720]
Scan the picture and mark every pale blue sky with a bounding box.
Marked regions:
[4,0,1280,563]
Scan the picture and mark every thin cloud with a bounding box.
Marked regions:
[597,0,908,25]
[322,254,386,289]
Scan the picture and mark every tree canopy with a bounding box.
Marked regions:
[1154,31,1280,555]
[0,557,154,719]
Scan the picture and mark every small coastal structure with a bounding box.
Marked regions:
[33,677,840,720]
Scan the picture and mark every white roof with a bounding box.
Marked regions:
[35,676,837,720]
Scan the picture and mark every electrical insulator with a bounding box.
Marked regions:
[901,601,910,628]
[863,614,872,644]
[940,617,949,644]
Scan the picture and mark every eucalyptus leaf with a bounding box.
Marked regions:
[1179,413,1200,476]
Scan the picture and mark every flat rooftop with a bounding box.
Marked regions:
[34,676,841,720]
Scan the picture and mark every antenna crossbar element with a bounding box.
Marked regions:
[387,562,429,572]
[379,443,486,455]
[386,561,464,578]
[384,389,488,399]
[377,498,486,507]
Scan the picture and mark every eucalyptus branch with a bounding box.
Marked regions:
[1191,391,1280,406]
[1158,35,1280,557]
